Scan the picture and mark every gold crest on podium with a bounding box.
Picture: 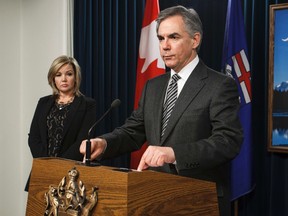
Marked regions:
[44,167,98,216]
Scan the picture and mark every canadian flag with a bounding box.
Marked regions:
[130,0,165,169]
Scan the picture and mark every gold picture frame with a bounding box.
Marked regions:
[268,3,288,153]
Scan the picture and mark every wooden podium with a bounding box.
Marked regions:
[26,158,219,215]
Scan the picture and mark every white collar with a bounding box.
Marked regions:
[170,55,199,81]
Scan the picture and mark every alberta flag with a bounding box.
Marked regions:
[130,0,165,169]
[222,0,254,201]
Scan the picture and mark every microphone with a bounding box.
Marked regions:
[85,99,121,166]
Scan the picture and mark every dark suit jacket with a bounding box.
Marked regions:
[26,95,96,191]
[101,60,243,216]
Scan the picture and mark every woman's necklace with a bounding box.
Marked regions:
[56,96,75,110]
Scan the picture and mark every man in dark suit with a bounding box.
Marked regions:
[80,5,243,216]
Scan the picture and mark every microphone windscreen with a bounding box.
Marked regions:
[111,99,121,108]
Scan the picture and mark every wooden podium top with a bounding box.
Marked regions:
[26,157,219,216]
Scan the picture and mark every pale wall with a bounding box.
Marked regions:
[0,0,70,215]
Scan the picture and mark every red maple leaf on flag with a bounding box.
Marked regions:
[130,0,165,169]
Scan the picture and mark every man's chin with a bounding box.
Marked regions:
[163,62,175,69]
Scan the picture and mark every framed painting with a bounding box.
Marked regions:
[268,3,288,153]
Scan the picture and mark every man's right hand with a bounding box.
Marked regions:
[79,138,107,162]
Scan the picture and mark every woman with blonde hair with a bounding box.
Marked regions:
[26,55,96,191]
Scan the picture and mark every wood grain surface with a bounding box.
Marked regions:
[26,158,219,216]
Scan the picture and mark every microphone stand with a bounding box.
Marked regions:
[85,108,111,166]
[84,137,101,167]
[85,139,91,166]
[84,99,121,167]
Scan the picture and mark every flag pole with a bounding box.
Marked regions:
[234,200,238,216]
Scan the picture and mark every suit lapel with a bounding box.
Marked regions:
[39,96,55,146]
[153,73,171,145]
[160,61,208,144]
